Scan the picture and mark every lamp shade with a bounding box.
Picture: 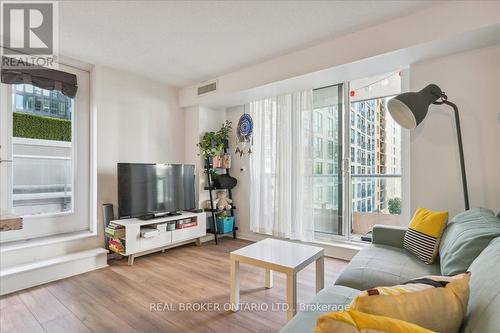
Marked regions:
[387,84,443,129]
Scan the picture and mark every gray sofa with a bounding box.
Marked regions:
[280,209,500,333]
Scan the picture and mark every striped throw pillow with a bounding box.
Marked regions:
[403,208,448,264]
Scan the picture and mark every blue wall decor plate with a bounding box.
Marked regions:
[237,113,253,139]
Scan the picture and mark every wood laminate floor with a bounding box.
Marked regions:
[0,238,348,333]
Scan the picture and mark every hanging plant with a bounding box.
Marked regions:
[197,120,232,159]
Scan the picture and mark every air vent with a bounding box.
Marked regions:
[197,81,217,95]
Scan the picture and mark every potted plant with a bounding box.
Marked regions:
[197,121,232,185]
[197,120,232,159]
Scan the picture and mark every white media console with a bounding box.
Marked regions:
[111,211,206,265]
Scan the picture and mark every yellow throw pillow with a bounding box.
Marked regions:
[350,273,470,333]
[314,309,436,333]
[403,207,448,264]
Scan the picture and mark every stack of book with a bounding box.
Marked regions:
[106,222,126,254]
[176,220,198,229]
[108,238,125,254]
[105,222,125,239]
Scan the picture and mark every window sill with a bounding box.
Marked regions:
[314,232,370,247]
[237,231,367,261]
[0,229,97,253]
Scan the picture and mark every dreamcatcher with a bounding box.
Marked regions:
[235,106,253,157]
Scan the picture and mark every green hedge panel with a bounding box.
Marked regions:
[13,112,71,141]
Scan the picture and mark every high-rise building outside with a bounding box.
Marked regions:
[13,84,72,120]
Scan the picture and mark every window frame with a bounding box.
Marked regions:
[314,71,410,244]
[0,63,96,243]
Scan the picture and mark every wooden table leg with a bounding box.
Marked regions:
[286,272,297,321]
[265,269,273,289]
[230,259,240,311]
[316,256,324,293]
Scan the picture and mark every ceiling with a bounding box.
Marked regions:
[59,1,439,87]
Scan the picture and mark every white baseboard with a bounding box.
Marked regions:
[0,248,108,295]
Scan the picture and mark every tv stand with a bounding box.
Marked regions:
[167,212,182,216]
[138,211,182,220]
[110,211,206,265]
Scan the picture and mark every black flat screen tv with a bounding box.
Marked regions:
[117,163,195,218]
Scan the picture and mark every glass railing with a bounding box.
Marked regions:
[313,174,342,235]
[350,175,402,238]
[12,155,72,216]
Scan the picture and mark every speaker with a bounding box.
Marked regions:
[102,203,114,227]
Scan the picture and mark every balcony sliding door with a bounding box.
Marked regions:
[311,72,403,242]
[311,84,344,236]
[348,72,403,241]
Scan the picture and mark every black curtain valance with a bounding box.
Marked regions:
[1,57,78,98]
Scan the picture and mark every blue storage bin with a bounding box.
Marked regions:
[218,216,234,233]
[208,216,235,234]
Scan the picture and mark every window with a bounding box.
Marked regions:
[314,162,323,175]
[313,112,322,132]
[12,87,73,217]
[312,84,343,236]
[327,186,335,203]
[34,98,42,111]
[328,118,334,137]
[26,96,34,110]
[0,64,92,242]
[328,163,334,174]
[15,94,23,110]
[349,72,403,241]
[327,140,334,159]
[42,99,49,112]
[314,187,323,203]
[59,102,66,115]
[248,72,405,243]
[314,137,323,158]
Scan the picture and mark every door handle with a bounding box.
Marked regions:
[0,159,13,163]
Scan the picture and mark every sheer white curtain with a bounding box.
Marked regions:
[249,91,314,241]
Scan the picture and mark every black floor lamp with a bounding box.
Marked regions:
[387,84,470,210]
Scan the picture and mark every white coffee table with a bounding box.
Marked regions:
[229,238,324,320]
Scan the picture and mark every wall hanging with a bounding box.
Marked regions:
[235,106,253,157]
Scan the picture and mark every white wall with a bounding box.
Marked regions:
[410,45,500,217]
[95,66,184,243]
[226,106,251,235]
[183,105,227,208]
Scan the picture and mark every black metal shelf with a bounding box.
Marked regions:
[206,226,239,235]
[204,186,231,190]
[204,143,237,245]
[204,206,236,212]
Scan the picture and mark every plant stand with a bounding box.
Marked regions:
[204,144,237,245]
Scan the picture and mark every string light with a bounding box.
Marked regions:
[350,72,400,96]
